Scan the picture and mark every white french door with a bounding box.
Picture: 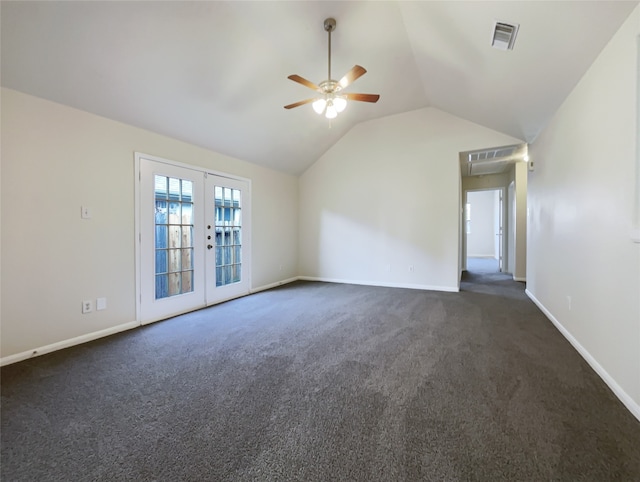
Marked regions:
[204,176,251,304]
[138,155,251,324]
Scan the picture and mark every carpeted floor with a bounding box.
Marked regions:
[2,274,639,481]
[466,256,499,274]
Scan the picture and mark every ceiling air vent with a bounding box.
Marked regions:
[491,21,519,51]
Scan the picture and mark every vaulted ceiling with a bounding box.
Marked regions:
[2,1,637,174]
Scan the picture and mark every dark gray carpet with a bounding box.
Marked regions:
[2,276,640,481]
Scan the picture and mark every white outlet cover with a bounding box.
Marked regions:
[96,297,107,310]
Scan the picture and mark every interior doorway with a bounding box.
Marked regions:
[465,188,504,274]
[458,142,528,286]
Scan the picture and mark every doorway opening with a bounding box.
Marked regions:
[458,142,528,289]
[465,188,504,275]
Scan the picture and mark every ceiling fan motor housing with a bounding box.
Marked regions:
[320,80,340,94]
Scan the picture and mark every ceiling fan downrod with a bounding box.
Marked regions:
[318,17,344,119]
[325,18,336,82]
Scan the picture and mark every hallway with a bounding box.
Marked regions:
[462,256,523,295]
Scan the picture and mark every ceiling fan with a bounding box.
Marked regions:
[284,17,380,119]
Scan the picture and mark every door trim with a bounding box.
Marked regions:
[462,187,507,273]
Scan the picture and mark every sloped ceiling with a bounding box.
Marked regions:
[1,1,637,174]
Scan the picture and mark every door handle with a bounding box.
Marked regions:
[207,244,213,250]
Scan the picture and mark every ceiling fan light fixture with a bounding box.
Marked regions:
[312,98,327,114]
[325,101,338,119]
[333,96,347,113]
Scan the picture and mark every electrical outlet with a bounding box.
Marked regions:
[82,300,93,314]
[409,265,414,272]
[81,206,92,219]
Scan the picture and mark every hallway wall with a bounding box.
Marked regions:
[527,5,640,418]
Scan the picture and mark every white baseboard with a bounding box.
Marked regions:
[525,289,640,423]
[0,320,140,367]
[513,276,526,282]
[298,276,459,293]
[251,277,300,294]
[1,278,304,365]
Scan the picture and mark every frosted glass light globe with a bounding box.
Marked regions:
[312,98,327,115]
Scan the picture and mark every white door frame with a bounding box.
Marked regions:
[507,181,516,274]
[463,187,507,272]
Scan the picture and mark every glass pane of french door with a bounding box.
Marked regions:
[214,185,242,287]
[154,175,194,298]
[205,175,250,304]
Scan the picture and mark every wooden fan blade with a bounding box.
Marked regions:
[287,74,321,91]
[284,98,316,109]
[344,93,380,103]
[338,65,367,89]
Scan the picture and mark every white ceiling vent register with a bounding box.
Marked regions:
[460,143,528,177]
[491,21,519,50]
[467,145,521,162]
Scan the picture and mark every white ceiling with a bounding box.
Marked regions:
[2,1,637,175]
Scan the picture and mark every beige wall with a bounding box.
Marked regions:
[527,5,640,416]
[1,88,299,360]
[299,107,521,291]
